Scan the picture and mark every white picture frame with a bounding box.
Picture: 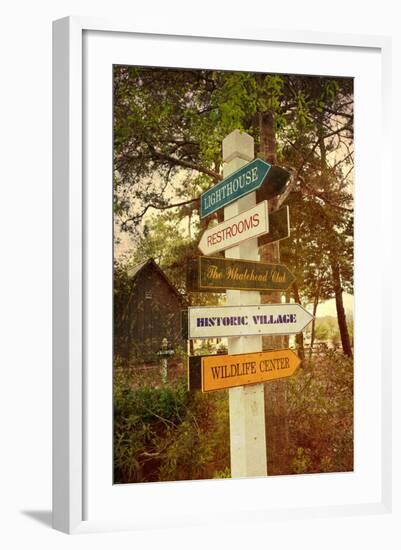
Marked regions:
[52,16,392,534]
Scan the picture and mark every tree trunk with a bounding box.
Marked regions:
[309,278,321,360]
[258,108,291,475]
[292,281,305,360]
[331,260,353,358]
[258,111,277,165]
[318,127,353,359]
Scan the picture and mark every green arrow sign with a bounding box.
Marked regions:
[187,256,295,293]
[200,158,271,219]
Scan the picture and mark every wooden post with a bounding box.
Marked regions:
[223,130,267,478]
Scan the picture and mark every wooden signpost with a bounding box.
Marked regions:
[187,303,314,339]
[187,256,295,293]
[220,131,267,478]
[187,130,303,479]
[198,201,269,256]
[188,349,301,392]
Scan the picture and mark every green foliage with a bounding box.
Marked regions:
[213,466,231,479]
[129,211,192,292]
[286,349,353,474]
[114,66,354,319]
[113,348,353,482]
[314,321,331,342]
[291,447,312,474]
[114,372,230,483]
[314,316,341,344]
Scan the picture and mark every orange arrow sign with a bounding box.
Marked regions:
[188,349,301,392]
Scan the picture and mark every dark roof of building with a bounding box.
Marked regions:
[127,258,187,304]
[127,259,148,279]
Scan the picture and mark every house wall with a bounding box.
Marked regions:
[114,264,186,364]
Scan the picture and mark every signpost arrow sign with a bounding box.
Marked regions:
[255,165,291,203]
[198,201,269,256]
[258,205,290,246]
[200,158,271,219]
[187,256,296,293]
[188,349,301,392]
[187,303,314,339]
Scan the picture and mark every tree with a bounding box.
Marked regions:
[113,68,353,229]
[114,68,354,323]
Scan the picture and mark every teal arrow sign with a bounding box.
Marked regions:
[200,158,271,219]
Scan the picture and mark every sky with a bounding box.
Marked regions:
[316,293,353,317]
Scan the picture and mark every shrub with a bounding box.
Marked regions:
[114,374,230,483]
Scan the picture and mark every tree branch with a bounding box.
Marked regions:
[148,143,221,182]
[277,170,298,208]
[120,197,200,229]
[333,151,353,170]
[303,183,353,212]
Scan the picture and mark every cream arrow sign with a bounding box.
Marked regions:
[198,201,269,256]
[187,303,314,339]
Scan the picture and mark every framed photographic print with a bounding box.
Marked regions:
[53,17,392,534]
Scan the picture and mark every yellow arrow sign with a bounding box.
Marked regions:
[189,349,301,392]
